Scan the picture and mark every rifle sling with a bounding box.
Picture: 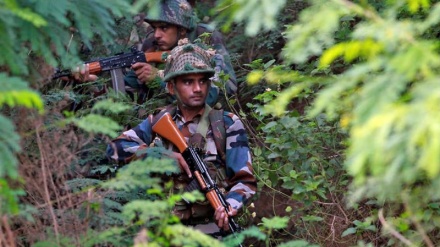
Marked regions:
[195,104,212,140]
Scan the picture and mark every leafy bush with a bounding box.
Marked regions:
[6,0,440,246]
[239,0,440,246]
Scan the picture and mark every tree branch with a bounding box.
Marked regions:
[378,208,414,246]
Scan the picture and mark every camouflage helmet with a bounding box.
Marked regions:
[162,39,216,82]
[144,0,196,31]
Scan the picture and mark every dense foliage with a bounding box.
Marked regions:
[2,0,440,246]
[242,0,440,246]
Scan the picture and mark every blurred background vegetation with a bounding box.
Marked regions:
[1,0,440,246]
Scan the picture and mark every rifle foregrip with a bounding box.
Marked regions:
[152,112,188,153]
[87,61,102,74]
[145,51,168,63]
[194,171,207,190]
[206,190,223,210]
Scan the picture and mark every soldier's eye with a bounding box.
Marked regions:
[201,78,211,84]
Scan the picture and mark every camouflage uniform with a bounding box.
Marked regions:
[107,43,256,236]
[124,0,237,107]
[106,107,256,211]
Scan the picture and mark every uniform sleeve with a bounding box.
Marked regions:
[106,114,155,164]
[124,70,142,90]
[223,112,257,210]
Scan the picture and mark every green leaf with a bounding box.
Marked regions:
[341,227,357,237]
[407,0,430,12]
[181,191,205,203]
[277,240,320,247]
[301,215,323,222]
[103,158,178,191]
[261,216,289,229]
[164,224,225,247]
[267,152,281,159]
[247,70,264,85]
[320,39,383,67]
[282,2,345,64]
[0,114,21,179]
[216,0,286,36]
[65,178,102,192]
[5,0,47,27]
[0,179,23,214]
[264,83,307,116]
[70,114,122,138]
[389,41,440,80]
[0,73,44,112]
[91,99,132,114]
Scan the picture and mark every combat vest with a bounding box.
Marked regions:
[151,104,228,222]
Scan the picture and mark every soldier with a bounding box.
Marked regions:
[106,41,256,237]
[127,0,237,107]
[78,0,237,107]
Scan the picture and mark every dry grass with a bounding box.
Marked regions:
[9,104,99,246]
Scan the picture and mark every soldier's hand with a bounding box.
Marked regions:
[72,64,98,82]
[214,205,238,231]
[170,152,192,178]
[132,62,158,84]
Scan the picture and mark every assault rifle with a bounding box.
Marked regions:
[52,48,167,93]
[152,112,243,236]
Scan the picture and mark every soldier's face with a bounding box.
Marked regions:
[151,22,184,50]
[167,73,210,109]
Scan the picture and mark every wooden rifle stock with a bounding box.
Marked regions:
[152,112,242,234]
[152,112,187,153]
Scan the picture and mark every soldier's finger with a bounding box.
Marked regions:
[173,153,192,178]
[223,217,230,231]
[180,159,192,178]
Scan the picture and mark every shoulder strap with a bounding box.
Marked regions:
[196,104,212,138]
[151,105,176,127]
[151,104,226,162]
[208,108,226,162]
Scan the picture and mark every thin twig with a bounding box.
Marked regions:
[0,218,8,247]
[252,172,291,199]
[66,33,74,52]
[0,228,5,247]
[313,199,348,223]
[378,208,414,246]
[328,191,349,224]
[402,196,435,247]
[330,215,336,242]
[36,124,60,245]
[1,215,16,247]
